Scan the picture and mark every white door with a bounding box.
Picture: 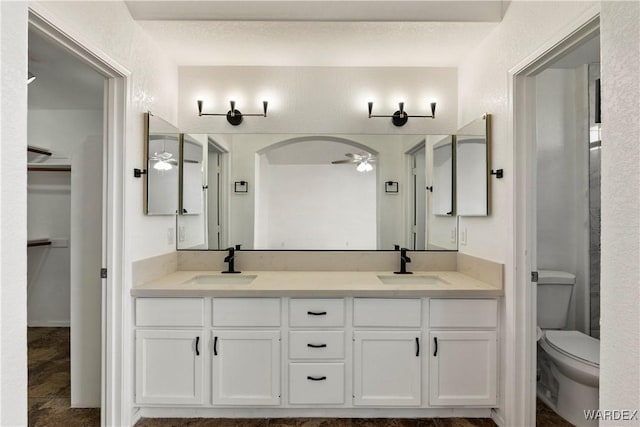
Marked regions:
[429,331,497,406]
[353,331,422,406]
[135,329,204,405]
[211,330,281,405]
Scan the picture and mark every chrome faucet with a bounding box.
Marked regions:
[394,247,412,275]
[223,245,241,274]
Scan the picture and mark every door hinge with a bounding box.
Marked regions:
[100,268,108,279]
[531,271,538,282]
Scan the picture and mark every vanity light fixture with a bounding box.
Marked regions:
[197,100,268,126]
[368,101,436,127]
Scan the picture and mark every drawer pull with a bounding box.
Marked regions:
[195,336,200,356]
[433,336,438,357]
[415,337,420,357]
[307,311,327,316]
[307,376,327,381]
[214,336,218,356]
[307,343,327,348]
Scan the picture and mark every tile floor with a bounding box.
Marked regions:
[28,327,574,426]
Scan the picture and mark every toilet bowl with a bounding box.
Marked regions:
[536,270,600,426]
[538,328,600,426]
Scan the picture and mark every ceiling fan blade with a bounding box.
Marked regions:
[345,153,356,158]
[331,159,354,164]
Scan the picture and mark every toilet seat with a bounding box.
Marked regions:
[544,330,599,368]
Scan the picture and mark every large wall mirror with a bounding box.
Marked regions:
[456,114,491,216]
[173,133,458,251]
[145,112,180,215]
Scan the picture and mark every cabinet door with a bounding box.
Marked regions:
[211,330,280,405]
[429,331,497,406]
[135,329,204,405]
[353,331,422,406]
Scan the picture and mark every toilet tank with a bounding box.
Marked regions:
[537,270,575,329]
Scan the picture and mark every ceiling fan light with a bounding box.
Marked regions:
[153,159,174,171]
[364,162,373,172]
[356,162,367,172]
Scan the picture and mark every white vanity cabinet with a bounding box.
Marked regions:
[428,299,498,406]
[352,298,423,406]
[133,294,500,416]
[211,298,281,406]
[287,299,347,406]
[134,298,205,405]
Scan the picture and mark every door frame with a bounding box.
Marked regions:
[28,6,129,426]
[507,7,599,426]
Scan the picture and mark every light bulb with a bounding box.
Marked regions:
[356,162,366,172]
[365,162,373,172]
[153,160,173,171]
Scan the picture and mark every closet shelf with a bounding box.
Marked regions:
[27,239,52,247]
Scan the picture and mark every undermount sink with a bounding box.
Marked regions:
[377,275,448,285]
[183,274,257,285]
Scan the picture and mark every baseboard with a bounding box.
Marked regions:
[28,320,70,327]
[491,408,506,426]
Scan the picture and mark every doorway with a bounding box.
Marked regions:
[28,7,129,425]
[27,25,104,411]
[511,11,600,426]
[408,142,427,251]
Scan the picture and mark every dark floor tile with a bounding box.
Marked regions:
[136,418,269,427]
[415,419,439,427]
[536,399,574,426]
[353,418,418,427]
[270,419,351,427]
[29,359,71,398]
[433,418,497,427]
[28,398,100,427]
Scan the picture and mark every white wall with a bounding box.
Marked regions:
[535,67,590,333]
[27,170,71,326]
[0,2,29,424]
[599,1,640,419]
[456,2,598,424]
[179,66,457,135]
[256,162,376,249]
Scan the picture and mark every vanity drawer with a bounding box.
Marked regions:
[353,298,422,327]
[136,298,204,327]
[429,299,498,328]
[289,299,345,328]
[288,363,345,405]
[289,331,345,359]
[212,298,281,327]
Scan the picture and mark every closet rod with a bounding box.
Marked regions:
[27,145,52,156]
[27,239,52,247]
[28,166,71,172]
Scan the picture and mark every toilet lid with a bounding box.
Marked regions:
[545,330,600,366]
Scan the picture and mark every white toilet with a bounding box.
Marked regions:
[537,270,600,426]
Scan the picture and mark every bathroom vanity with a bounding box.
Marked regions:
[131,269,501,420]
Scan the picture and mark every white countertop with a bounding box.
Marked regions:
[131,270,503,297]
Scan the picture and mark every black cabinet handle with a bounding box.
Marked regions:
[307,311,327,316]
[213,336,218,356]
[195,336,200,356]
[433,337,438,356]
[307,343,327,348]
[307,376,327,381]
[416,337,420,357]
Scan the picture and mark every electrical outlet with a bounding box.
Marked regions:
[178,226,185,243]
[460,228,468,246]
[451,229,457,244]
[167,227,174,245]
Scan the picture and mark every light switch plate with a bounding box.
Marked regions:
[167,227,174,245]
[460,228,468,246]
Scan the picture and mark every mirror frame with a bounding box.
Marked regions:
[144,112,181,215]
[456,113,492,217]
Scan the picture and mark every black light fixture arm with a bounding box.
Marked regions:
[197,100,268,126]
[368,101,436,127]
